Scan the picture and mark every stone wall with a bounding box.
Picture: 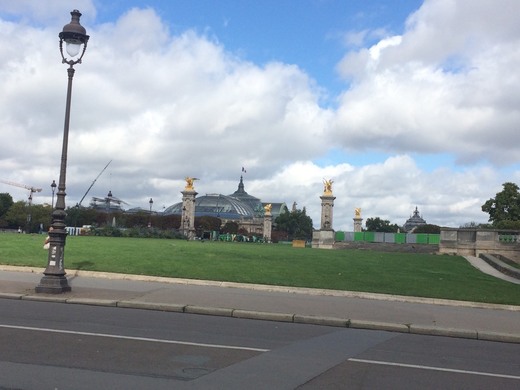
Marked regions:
[333,241,438,254]
[439,228,520,262]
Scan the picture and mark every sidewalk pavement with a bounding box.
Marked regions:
[0,256,519,343]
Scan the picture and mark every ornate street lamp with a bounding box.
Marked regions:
[27,193,33,233]
[36,10,89,294]
[148,198,153,227]
[50,180,57,210]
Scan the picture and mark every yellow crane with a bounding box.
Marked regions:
[0,180,42,205]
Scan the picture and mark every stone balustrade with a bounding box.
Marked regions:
[439,228,520,262]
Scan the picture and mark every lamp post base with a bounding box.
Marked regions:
[35,275,71,294]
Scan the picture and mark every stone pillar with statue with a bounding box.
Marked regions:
[353,208,363,232]
[181,177,198,240]
[312,179,336,249]
[320,179,335,230]
[263,203,272,243]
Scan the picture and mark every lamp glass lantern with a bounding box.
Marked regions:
[51,180,57,209]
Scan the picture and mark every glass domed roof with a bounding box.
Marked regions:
[164,193,255,219]
[228,176,263,215]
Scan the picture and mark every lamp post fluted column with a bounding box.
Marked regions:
[36,10,89,294]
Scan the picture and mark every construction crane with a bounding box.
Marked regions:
[77,160,112,207]
[0,180,42,205]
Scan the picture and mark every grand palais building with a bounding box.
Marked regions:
[163,176,288,235]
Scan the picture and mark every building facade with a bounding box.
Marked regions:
[163,176,288,234]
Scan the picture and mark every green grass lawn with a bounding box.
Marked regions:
[1,233,519,305]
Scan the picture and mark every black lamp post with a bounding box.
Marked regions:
[50,180,57,210]
[148,198,153,227]
[36,10,89,294]
[27,193,33,233]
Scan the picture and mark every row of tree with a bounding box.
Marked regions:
[3,181,517,237]
[0,192,315,240]
[0,193,52,233]
[363,217,440,234]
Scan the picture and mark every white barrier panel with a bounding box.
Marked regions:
[66,227,82,236]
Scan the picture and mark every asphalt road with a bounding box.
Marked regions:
[1,299,519,389]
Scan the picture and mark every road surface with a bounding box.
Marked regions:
[1,299,519,389]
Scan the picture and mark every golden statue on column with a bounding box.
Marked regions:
[184,177,198,191]
[323,179,333,195]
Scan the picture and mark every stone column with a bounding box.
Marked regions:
[181,190,197,239]
[263,210,272,243]
[181,177,198,240]
[353,208,363,232]
[313,179,336,249]
[320,194,335,231]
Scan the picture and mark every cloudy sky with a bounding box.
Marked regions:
[1,0,519,230]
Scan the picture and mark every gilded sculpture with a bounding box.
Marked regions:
[184,177,198,191]
[323,179,333,195]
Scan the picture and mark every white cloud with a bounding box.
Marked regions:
[0,6,330,209]
[245,155,497,230]
[334,0,520,166]
[0,1,518,231]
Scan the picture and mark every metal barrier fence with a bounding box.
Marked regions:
[65,227,85,236]
[335,231,440,245]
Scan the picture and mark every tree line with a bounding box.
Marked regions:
[3,181,516,237]
[0,192,314,240]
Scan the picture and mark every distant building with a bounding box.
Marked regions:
[403,206,427,232]
[164,176,288,234]
[89,190,127,212]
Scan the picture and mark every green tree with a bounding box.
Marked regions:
[4,201,30,231]
[154,214,181,230]
[29,204,54,232]
[221,221,239,234]
[413,224,441,234]
[195,216,221,232]
[494,220,520,230]
[0,193,14,227]
[0,193,13,216]
[365,217,400,232]
[65,206,101,227]
[274,207,313,240]
[481,182,520,226]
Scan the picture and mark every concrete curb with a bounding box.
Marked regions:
[117,301,185,313]
[293,315,349,327]
[1,292,518,344]
[350,319,409,333]
[2,265,519,312]
[232,309,294,323]
[22,294,68,303]
[185,305,234,317]
[0,293,24,300]
[409,324,478,340]
[66,297,119,307]
[477,331,520,344]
